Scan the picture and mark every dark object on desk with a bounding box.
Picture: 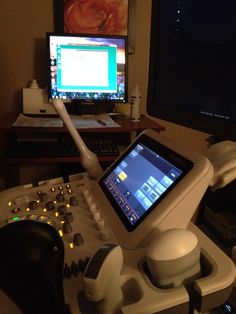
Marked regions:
[0,220,70,314]
[7,138,119,158]
[201,180,236,245]
[203,206,236,245]
[204,179,236,211]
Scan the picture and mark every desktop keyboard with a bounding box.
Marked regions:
[7,139,119,158]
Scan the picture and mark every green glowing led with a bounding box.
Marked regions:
[12,216,20,221]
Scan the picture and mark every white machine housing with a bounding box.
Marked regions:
[23,88,56,115]
[92,129,213,250]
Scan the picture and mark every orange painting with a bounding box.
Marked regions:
[64,0,129,35]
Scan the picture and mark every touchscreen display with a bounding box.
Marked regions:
[99,134,193,231]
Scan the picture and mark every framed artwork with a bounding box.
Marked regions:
[54,0,136,52]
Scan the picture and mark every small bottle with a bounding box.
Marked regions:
[130,84,141,121]
[29,79,39,89]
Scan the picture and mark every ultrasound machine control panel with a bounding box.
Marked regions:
[0,129,235,314]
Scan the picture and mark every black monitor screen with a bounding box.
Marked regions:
[47,33,128,112]
[147,0,236,140]
[99,133,193,231]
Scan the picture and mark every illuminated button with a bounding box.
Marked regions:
[59,186,64,191]
[51,187,56,192]
[37,190,43,198]
[39,215,47,222]
[66,184,71,189]
[113,190,119,198]
[28,214,38,220]
[11,207,21,214]
[118,171,127,181]
[59,229,63,237]
[12,216,21,222]
[8,216,25,223]
[117,196,125,206]
[108,184,114,192]
[67,189,73,194]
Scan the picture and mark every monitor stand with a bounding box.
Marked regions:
[65,101,114,116]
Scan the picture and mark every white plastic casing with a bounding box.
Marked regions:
[92,129,214,250]
[146,228,201,288]
[83,245,124,313]
[52,99,103,179]
[23,88,56,115]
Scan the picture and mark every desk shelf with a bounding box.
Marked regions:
[1,114,164,133]
[1,114,164,186]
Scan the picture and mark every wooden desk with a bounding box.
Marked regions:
[1,114,164,186]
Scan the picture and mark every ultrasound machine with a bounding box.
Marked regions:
[0,98,234,314]
[1,1,236,311]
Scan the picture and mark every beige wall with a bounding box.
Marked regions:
[0,0,209,181]
[0,0,54,181]
[0,0,54,116]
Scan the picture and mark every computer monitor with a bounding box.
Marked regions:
[147,0,236,141]
[47,32,128,114]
